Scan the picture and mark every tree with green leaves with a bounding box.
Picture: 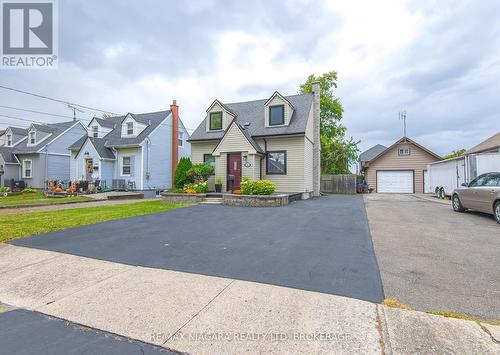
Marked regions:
[300,71,359,174]
[443,149,466,160]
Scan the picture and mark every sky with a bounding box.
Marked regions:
[1,0,499,156]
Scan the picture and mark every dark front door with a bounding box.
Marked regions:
[227,153,242,191]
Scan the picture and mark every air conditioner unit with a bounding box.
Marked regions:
[112,179,126,190]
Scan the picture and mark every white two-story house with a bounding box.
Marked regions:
[68,101,190,191]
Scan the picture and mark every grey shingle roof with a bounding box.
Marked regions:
[13,121,78,153]
[233,121,265,154]
[69,136,115,159]
[189,93,314,141]
[8,127,28,136]
[68,111,172,158]
[0,146,19,164]
[359,144,387,163]
[99,111,171,146]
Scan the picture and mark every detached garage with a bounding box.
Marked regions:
[362,137,441,193]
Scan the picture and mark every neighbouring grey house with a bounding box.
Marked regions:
[68,101,190,191]
[189,85,321,199]
[0,121,88,188]
[358,144,387,172]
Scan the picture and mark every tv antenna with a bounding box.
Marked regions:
[399,111,407,137]
[67,104,84,121]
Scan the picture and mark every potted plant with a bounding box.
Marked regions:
[215,177,223,193]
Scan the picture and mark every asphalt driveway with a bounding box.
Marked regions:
[365,194,500,319]
[0,309,175,355]
[11,195,384,303]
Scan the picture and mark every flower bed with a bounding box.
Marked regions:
[222,193,290,207]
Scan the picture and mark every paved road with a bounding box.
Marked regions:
[0,309,176,355]
[365,194,500,319]
[11,195,384,303]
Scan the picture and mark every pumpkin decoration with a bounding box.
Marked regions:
[55,187,62,193]
[66,188,71,193]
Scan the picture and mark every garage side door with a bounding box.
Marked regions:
[377,170,414,193]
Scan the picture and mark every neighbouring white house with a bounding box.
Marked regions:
[188,84,321,199]
[68,101,190,191]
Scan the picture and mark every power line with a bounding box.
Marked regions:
[0,84,120,115]
[0,105,77,120]
[0,113,54,125]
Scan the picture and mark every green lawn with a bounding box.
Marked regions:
[0,200,187,243]
[0,191,92,207]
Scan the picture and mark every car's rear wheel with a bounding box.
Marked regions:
[494,201,500,224]
[452,194,466,212]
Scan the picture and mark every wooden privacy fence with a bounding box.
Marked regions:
[321,174,356,194]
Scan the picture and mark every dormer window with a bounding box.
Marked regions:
[269,105,285,126]
[6,134,12,146]
[126,122,134,135]
[29,131,36,145]
[92,126,98,138]
[210,112,223,130]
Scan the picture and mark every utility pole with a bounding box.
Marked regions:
[67,104,84,121]
[399,111,407,137]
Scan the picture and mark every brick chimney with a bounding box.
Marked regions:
[312,82,321,197]
[170,100,179,188]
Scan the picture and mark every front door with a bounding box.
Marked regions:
[85,159,93,181]
[227,153,242,191]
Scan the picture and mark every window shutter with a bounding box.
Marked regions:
[129,156,135,177]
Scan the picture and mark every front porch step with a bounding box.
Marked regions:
[199,197,223,205]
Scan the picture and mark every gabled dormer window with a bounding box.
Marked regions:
[29,131,36,145]
[6,134,12,146]
[269,105,285,126]
[126,122,134,135]
[209,112,223,130]
[92,126,98,138]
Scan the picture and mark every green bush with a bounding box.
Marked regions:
[187,163,214,183]
[240,178,276,195]
[23,187,37,193]
[174,157,193,188]
[0,186,10,193]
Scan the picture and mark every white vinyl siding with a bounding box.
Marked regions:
[212,123,257,156]
[257,136,305,192]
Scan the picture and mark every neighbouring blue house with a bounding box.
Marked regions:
[68,101,190,191]
[0,121,88,188]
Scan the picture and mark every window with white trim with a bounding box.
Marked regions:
[122,156,131,176]
[126,122,134,135]
[6,134,12,146]
[178,131,184,147]
[29,131,36,145]
[22,160,32,178]
[398,147,411,156]
[92,126,98,138]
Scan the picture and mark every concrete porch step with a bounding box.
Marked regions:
[199,197,223,205]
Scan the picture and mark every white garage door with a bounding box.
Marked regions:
[377,171,414,193]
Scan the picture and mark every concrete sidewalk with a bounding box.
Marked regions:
[0,244,498,354]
